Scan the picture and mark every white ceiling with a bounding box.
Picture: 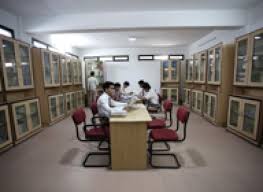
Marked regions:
[0,0,261,16]
[49,28,214,48]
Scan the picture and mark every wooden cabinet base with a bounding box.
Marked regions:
[226,128,261,146]
[14,127,43,145]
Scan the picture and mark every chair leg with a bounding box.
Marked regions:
[147,140,170,152]
[148,142,180,169]
[82,152,110,168]
[97,140,109,151]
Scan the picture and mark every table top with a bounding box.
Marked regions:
[110,104,152,123]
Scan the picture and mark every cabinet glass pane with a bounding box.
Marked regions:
[66,95,71,111]
[229,100,239,127]
[171,61,178,80]
[193,58,199,81]
[73,93,77,108]
[19,45,32,86]
[0,110,9,144]
[186,60,193,81]
[15,105,28,135]
[78,63,82,83]
[67,61,72,83]
[52,55,60,84]
[3,40,19,87]
[251,33,263,83]
[197,93,202,110]
[29,102,40,129]
[200,54,206,81]
[192,92,196,108]
[187,91,190,105]
[44,52,52,84]
[50,97,57,119]
[59,96,64,115]
[171,89,178,104]
[236,39,248,83]
[204,95,209,114]
[61,58,67,83]
[242,103,256,134]
[162,61,169,81]
[162,89,168,100]
[208,51,213,82]
[210,96,216,118]
[215,47,221,82]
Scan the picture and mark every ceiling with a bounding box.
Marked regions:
[0,0,261,16]
[49,28,214,48]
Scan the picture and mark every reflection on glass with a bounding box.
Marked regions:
[200,53,206,81]
[229,100,239,127]
[197,93,202,110]
[30,102,40,129]
[171,89,177,103]
[19,45,32,86]
[3,40,19,87]
[236,39,248,83]
[67,95,71,111]
[50,97,57,119]
[59,96,64,115]
[0,110,8,144]
[15,105,28,135]
[192,92,196,108]
[251,33,263,83]
[162,89,168,100]
[215,47,221,82]
[67,61,72,83]
[61,58,67,83]
[44,52,52,84]
[204,95,209,114]
[171,61,177,80]
[162,61,169,81]
[208,50,214,82]
[243,103,256,134]
[52,55,59,84]
[210,96,216,118]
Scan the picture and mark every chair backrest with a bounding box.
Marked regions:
[90,101,98,116]
[158,93,163,104]
[176,106,190,141]
[72,108,86,125]
[163,100,173,112]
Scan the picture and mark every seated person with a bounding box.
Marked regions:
[114,82,122,101]
[137,80,145,97]
[121,81,133,96]
[138,82,160,110]
[97,81,127,119]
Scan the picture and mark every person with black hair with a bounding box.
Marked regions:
[87,71,98,105]
[137,80,145,97]
[138,82,160,109]
[97,81,127,117]
[114,82,121,101]
[121,81,133,96]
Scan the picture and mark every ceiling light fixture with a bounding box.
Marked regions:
[128,37,136,42]
[254,36,261,40]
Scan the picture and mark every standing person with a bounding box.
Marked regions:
[87,71,98,106]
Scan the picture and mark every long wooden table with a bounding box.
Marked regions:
[110,104,152,170]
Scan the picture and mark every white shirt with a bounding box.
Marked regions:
[97,92,127,117]
[87,76,98,91]
[137,89,145,97]
[144,90,159,105]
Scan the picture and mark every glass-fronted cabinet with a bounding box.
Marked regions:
[61,56,73,85]
[161,88,169,101]
[72,59,82,85]
[183,88,191,108]
[12,99,41,141]
[185,59,193,82]
[227,96,260,141]
[0,105,12,150]
[49,94,64,122]
[161,60,180,82]
[0,37,34,90]
[203,92,217,122]
[193,52,207,83]
[66,92,72,113]
[161,88,179,105]
[77,91,84,107]
[192,90,203,114]
[41,50,61,87]
[207,44,222,84]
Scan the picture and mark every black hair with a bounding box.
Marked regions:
[90,71,95,76]
[114,82,121,87]
[103,81,114,91]
[138,80,144,85]
[142,82,151,90]
[123,81,130,86]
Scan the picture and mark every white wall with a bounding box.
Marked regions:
[188,2,263,55]
[79,46,187,93]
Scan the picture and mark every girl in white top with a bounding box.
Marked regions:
[138,82,160,108]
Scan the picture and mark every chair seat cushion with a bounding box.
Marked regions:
[150,129,178,141]
[85,127,105,139]
[147,119,166,129]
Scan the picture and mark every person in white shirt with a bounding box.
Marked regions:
[97,81,127,118]
[137,80,145,97]
[87,71,98,106]
[138,82,160,110]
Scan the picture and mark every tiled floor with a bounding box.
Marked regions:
[0,108,263,192]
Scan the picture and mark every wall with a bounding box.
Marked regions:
[79,46,187,93]
[188,2,263,55]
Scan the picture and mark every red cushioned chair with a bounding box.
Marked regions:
[72,108,110,168]
[148,106,190,169]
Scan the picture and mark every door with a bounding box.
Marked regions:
[234,36,250,85]
[17,42,33,88]
[42,51,52,86]
[227,97,242,130]
[170,60,179,81]
[28,99,41,130]
[249,29,263,87]
[49,96,58,122]
[204,93,210,116]
[12,102,30,139]
[161,61,169,81]
[209,94,217,121]
[170,88,178,105]
[1,38,19,90]
[0,106,12,149]
[240,99,260,140]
